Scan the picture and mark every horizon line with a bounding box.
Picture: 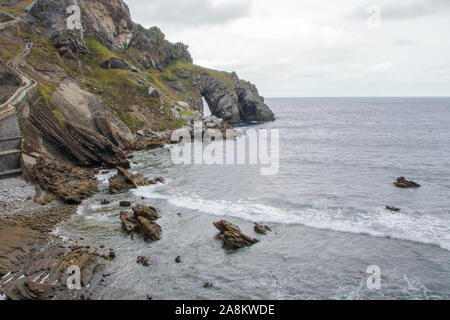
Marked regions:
[264,96,450,99]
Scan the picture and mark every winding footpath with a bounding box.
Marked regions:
[0,13,37,179]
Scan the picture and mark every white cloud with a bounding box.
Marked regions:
[126,0,450,96]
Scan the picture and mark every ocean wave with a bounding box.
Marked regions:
[138,188,450,251]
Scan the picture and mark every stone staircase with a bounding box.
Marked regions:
[0,107,23,179]
[0,43,36,180]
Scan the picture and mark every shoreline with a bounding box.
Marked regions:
[0,177,114,300]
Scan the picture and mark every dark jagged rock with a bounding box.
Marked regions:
[120,205,162,243]
[130,25,192,70]
[137,216,162,242]
[213,220,259,249]
[32,157,98,204]
[203,282,213,288]
[99,57,129,70]
[175,256,182,263]
[52,32,87,68]
[101,199,111,205]
[108,166,164,194]
[254,223,272,235]
[386,206,401,212]
[133,205,160,221]
[120,211,138,233]
[213,220,241,234]
[394,177,421,189]
[137,256,150,267]
[119,201,131,207]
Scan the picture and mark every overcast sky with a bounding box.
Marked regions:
[126,0,450,97]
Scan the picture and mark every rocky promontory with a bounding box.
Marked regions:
[0,0,275,173]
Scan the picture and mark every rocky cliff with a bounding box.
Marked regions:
[0,0,274,168]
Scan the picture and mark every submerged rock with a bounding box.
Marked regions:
[213,220,259,249]
[394,177,421,189]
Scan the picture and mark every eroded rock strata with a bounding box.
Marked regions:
[213,220,259,249]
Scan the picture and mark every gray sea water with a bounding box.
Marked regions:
[59,97,450,300]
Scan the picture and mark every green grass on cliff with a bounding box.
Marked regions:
[0,35,22,62]
[0,0,35,17]
[81,39,186,131]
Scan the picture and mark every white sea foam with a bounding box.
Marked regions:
[135,186,450,251]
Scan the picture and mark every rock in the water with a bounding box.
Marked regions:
[133,205,160,221]
[213,220,241,234]
[137,256,150,267]
[109,166,164,194]
[120,211,139,233]
[175,256,182,263]
[101,199,111,205]
[120,201,131,207]
[254,223,272,235]
[120,204,162,243]
[213,220,258,249]
[394,177,421,189]
[137,216,162,242]
[32,157,98,204]
[386,206,401,212]
[203,282,213,288]
[146,294,153,300]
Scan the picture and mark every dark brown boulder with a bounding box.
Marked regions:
[220,231,259,249]
[394,177,421,189]
[213,220,258,249]
[119,201,131,207]
[386,206,401,212]
[120,211,139,233]
[213,220,241,234]
[109,166,164,194]
[254,223,272,235]
[137,216,162,242]
[133,205,160,221]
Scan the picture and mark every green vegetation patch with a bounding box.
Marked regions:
[0,0,35,17]
[0,35,22,62]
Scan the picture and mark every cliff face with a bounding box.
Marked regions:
[0,0,274,167]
